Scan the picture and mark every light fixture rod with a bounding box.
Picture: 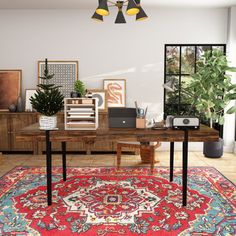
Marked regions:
[108,0,128,3]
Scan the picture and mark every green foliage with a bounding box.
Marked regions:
[74,80,86,96]
[188,49,236,127]
[30,59,64,116]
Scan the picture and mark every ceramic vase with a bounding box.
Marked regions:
[9,104,17,112]
[17,96,23,112]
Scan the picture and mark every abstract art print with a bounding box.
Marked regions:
[38,61,78,98]
[25,89,37,112]
[0,70,22,111]
[103,79,126,107]
[88,89,108,112]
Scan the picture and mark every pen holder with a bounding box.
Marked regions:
[136,118,146,129]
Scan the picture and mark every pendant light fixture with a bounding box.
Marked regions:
[92,0,148,24]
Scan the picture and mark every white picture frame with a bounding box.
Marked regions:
[25,89,37,112]
[88,89,108,112]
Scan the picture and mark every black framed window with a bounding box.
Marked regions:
[164,44,226,137]
[164,44,226,117]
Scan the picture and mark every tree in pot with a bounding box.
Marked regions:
[188,49,236,157]
[30,58,64,129]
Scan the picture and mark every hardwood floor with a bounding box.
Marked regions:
[0,151,236,183]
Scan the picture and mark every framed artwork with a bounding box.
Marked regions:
[0,70,22,111]
[103,79,126,107]
[25,89,37,112]
[38,60,78,98]
[88,89,108,112]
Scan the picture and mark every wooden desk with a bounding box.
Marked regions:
[17,123,219,207]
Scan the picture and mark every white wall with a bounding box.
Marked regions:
[0,8,229,150]
[225,6,236,152]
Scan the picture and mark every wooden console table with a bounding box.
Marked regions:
[16,123,219,207]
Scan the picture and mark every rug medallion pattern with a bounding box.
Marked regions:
[0,167,235,235]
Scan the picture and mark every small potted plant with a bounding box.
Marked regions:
[30,58,64,129]
[188,49,236,157]
[71,80,86,98]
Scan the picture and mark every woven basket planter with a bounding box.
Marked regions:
[39,115,57,130]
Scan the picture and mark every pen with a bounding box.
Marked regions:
[135,101,139,116]
[144,106,148,117]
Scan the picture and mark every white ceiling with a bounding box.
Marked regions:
[0,0,235,9]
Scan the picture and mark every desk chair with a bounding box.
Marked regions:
[116,141,161,171]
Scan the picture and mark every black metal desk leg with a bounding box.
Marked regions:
[62,142,67,181]
[170,142,174,182]
[45,130,52,206]
[182,129,189,206]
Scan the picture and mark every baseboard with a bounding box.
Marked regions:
[157,142,203,152]
[234,142,236,154]
[157,142,235,153]
[224,144,234,153]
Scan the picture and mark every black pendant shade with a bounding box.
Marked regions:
[115,3,126,23]
[115,11,126,23]
[93,0,148,24]
[96,0,109,16]
[136,6,148,21]
[126,0,139,16]
[135,0,148,21]
[91,12,103,22]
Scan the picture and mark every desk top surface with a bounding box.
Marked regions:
[17,123,219,142]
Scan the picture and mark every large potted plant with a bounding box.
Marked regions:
[188,49,236,157]
[30,58,64,129]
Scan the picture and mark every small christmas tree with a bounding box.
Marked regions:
[30,59,64,116]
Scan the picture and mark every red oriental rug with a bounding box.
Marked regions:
[0,166,235,235]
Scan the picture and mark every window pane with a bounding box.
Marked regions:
[180,76,193,104]
[166,46,180,74]
[196,46,211,60]
[212,46,224,52]
[165,76,179,105]
[165,104,179,116]
[181,46,195,74]
[179,104,193,116]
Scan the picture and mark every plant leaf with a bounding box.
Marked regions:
[226,106,236,114]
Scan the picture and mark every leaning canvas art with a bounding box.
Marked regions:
[103,79,126,107]
[0,70,21,111]
[38,61,78,98]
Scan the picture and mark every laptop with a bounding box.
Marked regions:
[108,108,136,128]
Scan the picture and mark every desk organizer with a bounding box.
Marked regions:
[64,98,98,130]
[136,118,146,129]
